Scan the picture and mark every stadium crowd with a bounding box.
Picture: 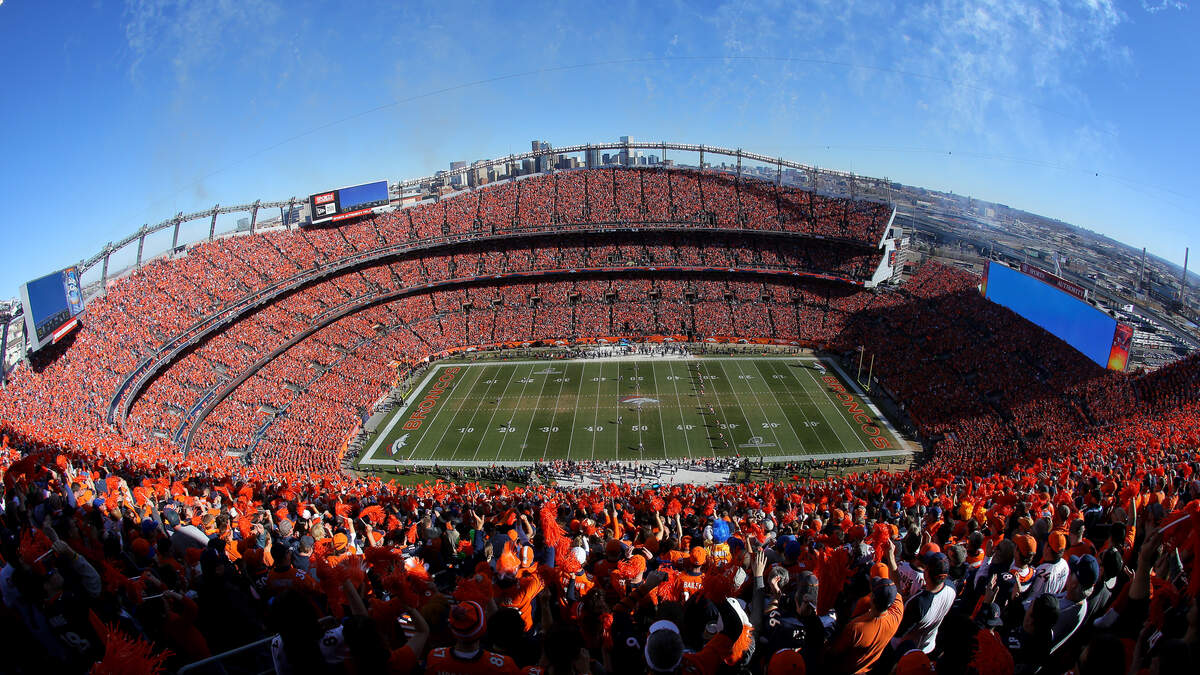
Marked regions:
[1,167,1199,674]
[0,341,1198,673]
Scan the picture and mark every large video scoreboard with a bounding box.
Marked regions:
[308,180,390,225]
[982,261,1133,371]
[19,266,86,352]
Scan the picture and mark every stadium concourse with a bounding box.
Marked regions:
[0,165,1197,674]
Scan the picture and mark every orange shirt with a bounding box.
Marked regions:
[496,574,544,632]
[1065,540,1096,561]
[827,596,905,674]
[676,573,704,598]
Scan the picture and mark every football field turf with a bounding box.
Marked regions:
[356,356,907,468]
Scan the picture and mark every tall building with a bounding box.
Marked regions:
[468,160,489,188]
[586,148,601,168]
[619,135,634,166]
[532,140,552,173]
[449,161,467,187]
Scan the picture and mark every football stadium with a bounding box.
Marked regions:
[358,355,904,468]
[4,143,1198,674]
[2,5,1199,674]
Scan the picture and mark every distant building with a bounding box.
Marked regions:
[532,140,552,173]
[449,161,467,187]
[586,148,601,167]
[236,217,250,232]
[619,135,636,166]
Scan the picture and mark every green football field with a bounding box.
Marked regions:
[356,355,907,468]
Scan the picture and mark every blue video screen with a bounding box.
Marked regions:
[27,271,71,331]
[337,181,389,211]
[984,262,1117,367]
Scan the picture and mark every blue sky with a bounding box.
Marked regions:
[0,0,1196,293]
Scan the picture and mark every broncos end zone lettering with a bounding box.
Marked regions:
[821,375,892,449]
[402,367,461,430]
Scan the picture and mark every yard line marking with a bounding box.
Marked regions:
[695,360,736,457]
[471,366,525,461]
[714,360,766,460]
[563,361,584,463]
[662,361,693,459]
[590,360,605,461]
[762,360,829,455]
[443,364,508,459]
[539,361,571,461]
[730,358,789,456]
[769,360,832,455]
[495,365,543,461]
[362,364,446,461]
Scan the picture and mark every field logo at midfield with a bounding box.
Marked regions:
[740,436,777,449]
[534,367,561,375]
[390,434,410,455]
[620,395,660,407]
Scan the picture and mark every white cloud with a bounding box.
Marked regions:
[123,0,284,85]
[1141,1,1188,12]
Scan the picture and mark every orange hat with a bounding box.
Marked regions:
[919,543,941,557]
[895,649,934,675]
[767,648,806,675]
[690,546,708,566]
[497,550,521,576]
[870,563,889,580]
[1014,534,1037,557]
[449,600,486,641]
[1046,532,1067,554]
[131,537,152,559]
[605,539,625,557]
[333,533,349,551]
